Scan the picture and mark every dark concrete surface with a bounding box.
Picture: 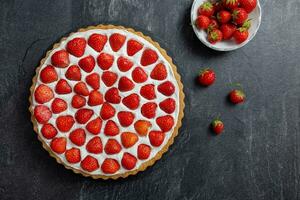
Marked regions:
[0,0,300,199]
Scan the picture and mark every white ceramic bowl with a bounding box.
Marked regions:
[191,0,262,51]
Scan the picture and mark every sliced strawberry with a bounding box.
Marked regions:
[101,158,120,174]
[118,77,135,92]
[51,50,70,68]
[141,102,157,119]
[156,115,174,132]
[134,120,152,136]
[117,56,133,72]
[122,93,140,110]
[102,71,118,87]
[69,128,86,146]
[140,84,156,100]
[50,137,66,154]
[41,123,57,139]
[100,102,116,120]
[105,87,121,104]
[88,90,103,106]
[121,153,137,170]
[97,53,114,70]
[104,139,122,154]
[51,98,67,113]
[55,79,72,94]
[66,37,86,57]
[34,105,52,124]
[74,82,89,96]
[159,98,175,114]
[121,132,138,148]
[71,95,86,108]
[34,84,54,104]
[137,144,151,160]
[109,33,126,52]
[86,136,103,154]
[86,117,102,135]
[149,131,165,147]
[127,39,143,56]
[140,49,158,66]
[131,67,148,83]
[65,65,81,81]
[158,81,175,96]
[104,120,119,136]
[86,73,100,90]
[75,108,94,124]
[88,33,107,52]
[150,63,167,80]
[117,111,135,127]
[56,115,75,132]
[78,55,95,73]
[65,148,81,163]
[81,155,99,172]
[40,65,58,83]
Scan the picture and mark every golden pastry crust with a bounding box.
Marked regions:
[29,24,185,180]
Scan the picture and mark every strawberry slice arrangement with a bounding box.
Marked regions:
[30,26,184,178]
[195,0,257,44]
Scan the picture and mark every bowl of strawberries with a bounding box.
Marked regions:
[191,0,261,51]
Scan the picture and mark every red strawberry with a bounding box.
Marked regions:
[196,15,211,29]
[34,84,54,104]
[88,33,107,52]
[74,82,89,96]
[51,50,69,68]
[81,155,99,172]
[213,1,224,12]
[220,24,237,40]
[232,8,248,25]
[109,33,126,52]
[40,65,58,83]
[65,148,81,163]
[150,63,167,80]
[121,132,138,148]
[86,73,100,90]
[86,117,102,135]
[132,67,148,83]
[105,87,121,104]
[149,131,165,147]
[239,0,257,13]
[56,115,75,132]
[217,10,231,24]
[159,98,176,114]
[222,0,239,10]
[141,102,157,119]
[88,90,103,106]
[117,111,135,127]
[198,68,216,86]
[134,120,152,136]
[211,119,224,135]
[118,77,135,92]
[100,102,116,120]
[122,93,140,110]
[158,81,175,96]
[140,84,156,100]
[104,120,119,136]
[104,139,122,154]
[55,79,72,94]
[101,158,120,174]
[102,71,118,87]
[65,65,81,81]
[198,2,215,17]
[78,55,95,72]
[208,29,223,44]
[75,109,94,124]
[127,39,143,56]
[207,19,219,32]
[71,95,86,108]
[229,89,246,104]
[66,37,86,57]
[156,115,174,132]
[50,137,66,154]
[41,123,57,139]
[233,28,249,44]
[86,136,103,154]
[137,144,151,160]
[69,128,86,146]
[117,56,133,72]
[97,53,114,70]
[121,153,137,170]
[51,98,67,113]
[34,105,52,124]
[141,49,158,66]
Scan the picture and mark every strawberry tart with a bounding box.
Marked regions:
[29,25,184,179]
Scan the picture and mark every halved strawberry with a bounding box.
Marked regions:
[100,102,116,120]
[97,53,114,70]
[86,117,102,135]
[56,115,75,132]
[34,84,54,104]
[51,50,70,68]
[81,155,99,172]
[51,98,67,113]
[117,111,135,127]
[159,98,175,114]
[41,123,57,139]
[34,105,52,124]
[158,81,175,96]
[132,67,148,83]
[75,108,94,124]
[121,153,137,170]
[121,132,138,148]
[88,90,103,106]
[66,37,86,57]
[104,120,119,136]
[40,65,58,83]
[88,33,107,52]
[86,73,100,90]
[134,120,152,136]
[104,139,122,154]
[150,63,167,80]
[65,65,81,81]
[71,95,86,108]
[55,79,72,94]
[105,87,121,104]
[118,77,135,92]
[86,136,103,154]
[140,49,158,66]
[78,55,95,72]
[109,33,126,52]
[140,84,156,100]
[149,131,165,147]
[65,148,81,163]
[117,56,133,72]
[141,102,157,119]
[127,39,143,56]
[137,144,151,160]
[156,115,174,132]
[69,128,86,146]
[50,137,66,154]
[101,158,120,174]
[122,93,140,110]
[102,71,118,87]
[74,82,89,96]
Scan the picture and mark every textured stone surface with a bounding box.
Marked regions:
[0,0,300,199]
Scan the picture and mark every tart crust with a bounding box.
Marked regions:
[29,24,185,180]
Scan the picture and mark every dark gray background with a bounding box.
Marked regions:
[1,0,300,199]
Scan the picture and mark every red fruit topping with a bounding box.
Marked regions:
[150,63,167,80]
[56,115,75,132]
[50,137,66,154]
[158,81,175,96]
[149,131,165,147]
[41,123,57,139]
[65,65,81,81]
[198,69,216,86]
[117,56,133,72]
[104,139,122,154]
[74,82,89,96]
[208,29,223,44]
[65,148,81,163]
[118,77,135,92]
[86,136,103,154]
[212,119,224,135]
[100,102,116,120]
[40,65,58,83]
[85,73,100,90]
[127,39,143,56]
[137,144,151,160]
[156,115,174,132]
[141,102,157,119]
[159,98,176,114]
[122,93,140,110]
[34,84,54,104]
[121,132,138,148]
[34,105,52,124]
[71,95,86,108]
[97,53,114,70]
[51,50,70,68]
[140,49,158,66]
[55,79,72,94]
[66,37,86,57]
[132,67,148,83]
[134,120,152,136]
[140,84,156,100]
[229,89,246,104]
[78,55,95,73]
[220,24,237,40]
[75,108,94,124]
[121,153,137,170]
[104,87,121,104]
[86,117,102,135]
[217,10,232,24]
[109,33,126,52]
[196,15,211,29]
[51,98,67,114]
[69,128,86,146]
[101,158,120,174]
[88,33,107,52]
[102,71,118,87]
[88,90,103,106]
[117,111,135,127]
[198,2,215,17]
[104,120,119,136]
[81,155,99,172]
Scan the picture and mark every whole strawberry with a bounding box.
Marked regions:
[198,2,215,17]
[222,0,239,10]
[207,29,223,44]
[239,0,257,13]
[229,89,246,104]
[220,24,237,40]
[196,15,211,30]
[198,68,215,86]
[211,119,224,135]
[232,8,248,25]
[233,28,249,44]
[217,10,231,24]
